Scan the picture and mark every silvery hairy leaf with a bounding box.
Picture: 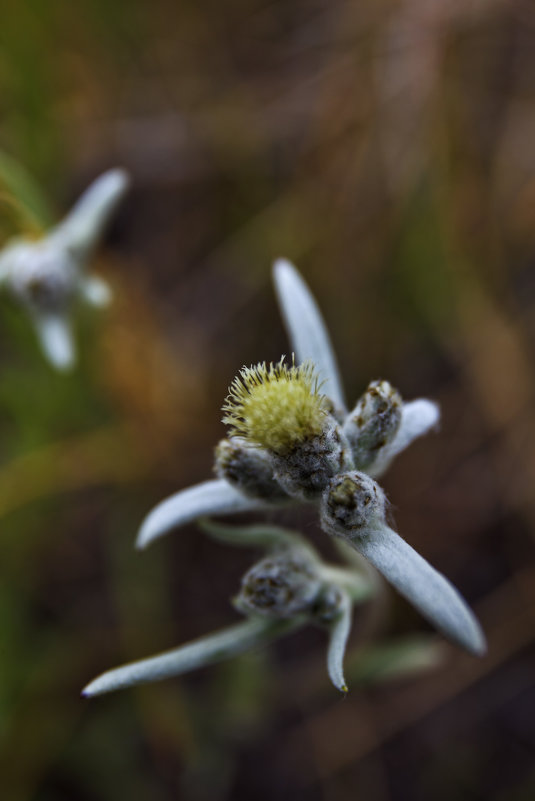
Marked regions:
[273,258,346,411]
[368,399,440,478]
[353,524,486,656]
[136,479,270,549]
[32,312,75,371]
[50,169,129,262]
[82,617,300,697]
[326,590,352,692]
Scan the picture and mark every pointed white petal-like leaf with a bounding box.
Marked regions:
[326,590,352,693]
[80,275,112,307]
[136,479,270,549]
[273,259,346,411]
[32,312,75,371]
[82,617,294,697]
[50,169,129,262]
[368,398,440,478]
[352,525,486,656]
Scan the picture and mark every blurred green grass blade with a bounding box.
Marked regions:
[0,149,55,232]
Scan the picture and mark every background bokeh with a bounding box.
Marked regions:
[1,0,535,799]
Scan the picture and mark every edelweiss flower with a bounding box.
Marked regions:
[134,259,485,656]
[83,522,374,697]
[0,169,129,370]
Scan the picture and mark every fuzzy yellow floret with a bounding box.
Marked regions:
[222,357,327,455]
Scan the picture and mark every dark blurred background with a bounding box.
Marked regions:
[1,0,535,799]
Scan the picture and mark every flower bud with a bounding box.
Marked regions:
[320,471,386,539]
[272,416,353,500]
[343,380,402,470]
[214,437,288,501]
[234,553,322,619]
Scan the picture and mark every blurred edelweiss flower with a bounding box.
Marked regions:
[83,522,374,697]
[132,259,486,659]
[0,169,129,370]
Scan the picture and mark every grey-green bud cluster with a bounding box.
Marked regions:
[271,415,353,501]
[215,376,398,541]
[233,548,349,627]
[343,380,402,471]
[234,552,323,619]
[320,471,386,540]
[214,438,288,501]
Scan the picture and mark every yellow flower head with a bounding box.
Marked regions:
[222,357,328,455]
